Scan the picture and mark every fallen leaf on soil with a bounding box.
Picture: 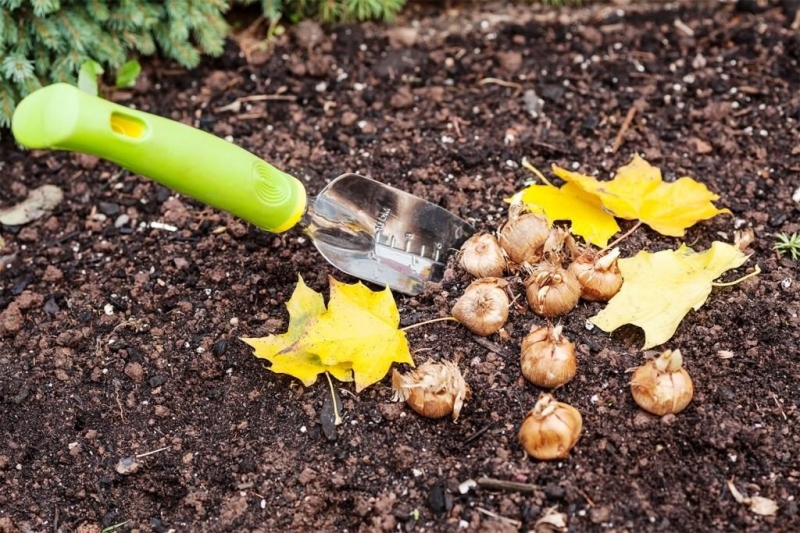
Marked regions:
[727,478,778,516]
[242,275,413,392]
[553,155,730,237]
[590,242,752,349]
[510,182,619,247]
[0,185,63,226]
[241,276,352,386]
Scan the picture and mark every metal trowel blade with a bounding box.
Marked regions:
[301,174,474,295]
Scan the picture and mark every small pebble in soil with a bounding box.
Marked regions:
[115,457,140,475]
[149,375,166,388]
[98,202,120,216]
[212,339,228,356]
[428,479,453,514]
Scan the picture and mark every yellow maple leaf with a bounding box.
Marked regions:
[553,155,730,237]
[590,242,752,349]
[241,276,353,387]
[241,276,413,392]
[511,182,620,247]
[289,276,413,392]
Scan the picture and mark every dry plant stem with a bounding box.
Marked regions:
[476,477,538,494]
[477,77,523,97]
[102,520,132,533]
[401,316,458,331]
[611,103,638,154]
[521,158,556,187]
[711,265,761,287]
[475,507,522,528]
[463,426,490,445]
[470,335,513,358]
[324,372,343,425]
[603,220,643,252]
[135,446,171,459]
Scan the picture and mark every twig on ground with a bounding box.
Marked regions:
[477,77,523,97]
[602,221,643,251]
[462,426,489,445]
[476,507,523,528]
[470,336,512,358]
[102,520,131,533]
[214,93,297,114]
[577,488,596,507]
[772,393,787,420]
[135,446,171,459]
[114,390,126,424]
[611,102,639,154]
[476,477,538,494]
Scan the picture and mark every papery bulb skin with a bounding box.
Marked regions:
[520,324,577,389]
[392,361,471,421]
[459,233,507,278]
[452,278,509,336]
[518,393,582,460]
[499,205,550,266]
[569,247,623,302]
[525,264,581,317]
[631,349,694,416]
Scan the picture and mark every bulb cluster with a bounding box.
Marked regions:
[448,202,695,460]
[456,205,623,329]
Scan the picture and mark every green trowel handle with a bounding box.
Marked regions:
[11,83,306,233]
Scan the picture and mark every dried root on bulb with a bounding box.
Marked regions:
[542,226,569,263]
[518,393,582,460]
[392,360,471,421]
[458,232,507,278]
[630,349,694,416]
[524,263,581,317]
[520,324,577,389]
[452,277,509,336]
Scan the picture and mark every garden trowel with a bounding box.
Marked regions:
[11,83,474,295]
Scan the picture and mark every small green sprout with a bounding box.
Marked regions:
[774,232,800,260]
[102,520,131,533]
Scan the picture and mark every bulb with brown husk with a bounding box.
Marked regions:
[520,324,576,389]
[518,393,582,460]
[630,349,694,416]
[565,235,623,302]
[498,204,549,269]
[452,277,509,336]
[458,232,507,278]
[392,360,471,421]
[524,262,581,317]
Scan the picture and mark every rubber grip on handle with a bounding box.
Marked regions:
[11,83,306,233]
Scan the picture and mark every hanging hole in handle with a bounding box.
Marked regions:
[110,112,147,138]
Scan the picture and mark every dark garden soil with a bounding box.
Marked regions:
[2,1,800,531]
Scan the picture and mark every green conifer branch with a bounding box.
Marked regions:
[0,0,409,127]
